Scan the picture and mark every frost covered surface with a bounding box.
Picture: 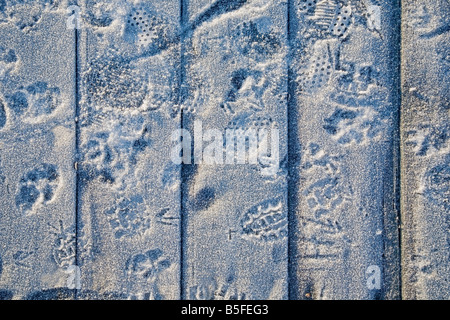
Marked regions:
[401,0,450,300]
[182,0,289,300]
[0,0,448,300]
[289,0,402,300]
[76,0,181,299]
[0,8,76,299]
[0,0,63,32]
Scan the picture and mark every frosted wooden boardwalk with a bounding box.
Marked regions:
[0,0,448,300]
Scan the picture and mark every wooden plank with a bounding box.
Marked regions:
[77,0,181,299]
[401,0,450,300]
[290,0,401,299]
[182,0,289,300]
[0,4,77,299]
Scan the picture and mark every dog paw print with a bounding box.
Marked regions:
[302,142,341,173]
[424,159,450,210]
[323,106,387,145]
[125,249,172,299]
[0,46,18,80]
[333,63,384,104]
[0,0,59,32]
[221,68,268,114]
[322,60,390,145]
[15,163,60,214]
[323,108,358,137]
[81,133,123,185]
[83,0,114,28]
[126,249,171,279]
[5,82,61,123]
[105,195,151,239]
[405,123,450,157]
[231,20,282,62]
[81,119,152,188]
